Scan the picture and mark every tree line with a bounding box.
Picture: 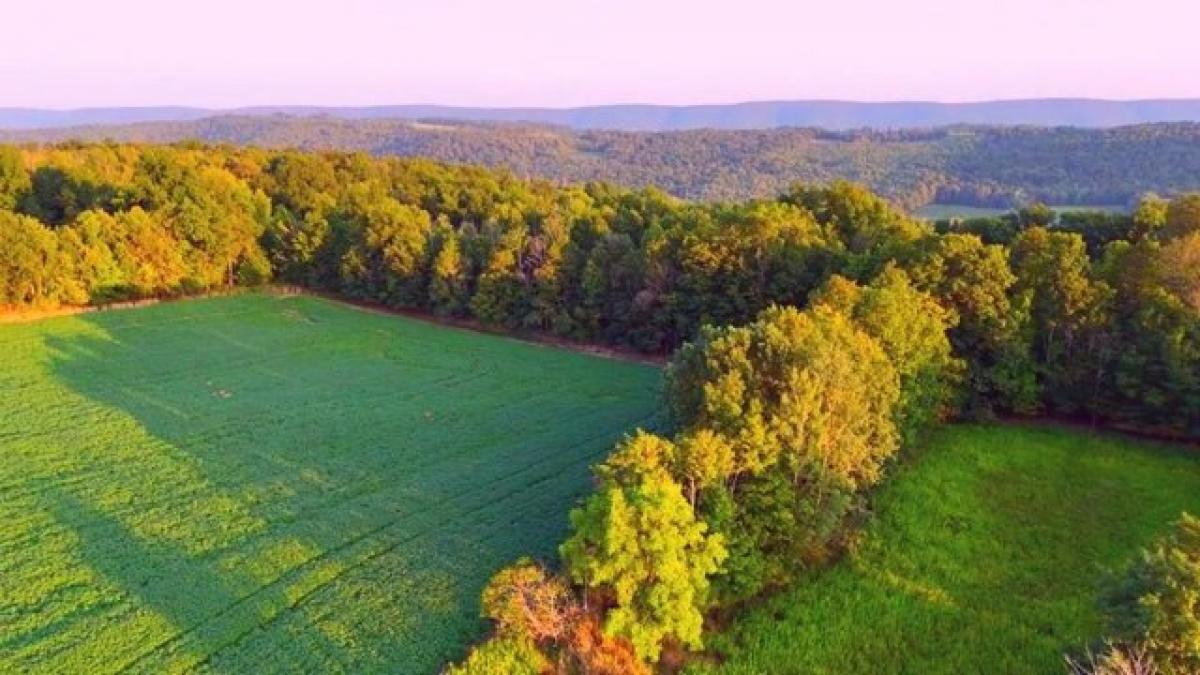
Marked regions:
[1,141,1198,671]
[2,142,1195,436]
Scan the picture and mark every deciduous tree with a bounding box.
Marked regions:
[560,473,725,663]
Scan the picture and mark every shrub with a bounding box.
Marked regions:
[481,558,577,643]
[1065,643,1158,675]
[1102,514,1200,673]
[444,636,546,675]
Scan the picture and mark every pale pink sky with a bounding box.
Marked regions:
[2,0,1197,108]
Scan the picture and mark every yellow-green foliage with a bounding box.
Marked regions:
[561,471,726,663]
[669,304,901,492]
[444,636,546,675]
[0,293,661,673]
[661,304,904,602]
[812,265,962,441]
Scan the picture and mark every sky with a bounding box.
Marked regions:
[2,0,1198,108]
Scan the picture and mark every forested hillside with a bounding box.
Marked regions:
[6,119,1200,209]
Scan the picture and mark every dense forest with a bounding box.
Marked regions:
[6,119,1200,209]
[2,141,1198,672]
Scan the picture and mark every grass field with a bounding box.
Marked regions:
[914,203,1127,220]
[0,293,662,673]
[914,204,1014,220]
[696,424,1200,674]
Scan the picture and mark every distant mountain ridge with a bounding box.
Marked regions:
[5,98,1200,131]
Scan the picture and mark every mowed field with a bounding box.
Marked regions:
[697,424,1200,674]
[0,293,662,673]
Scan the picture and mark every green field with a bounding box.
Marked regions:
[0,293,662,673]
[914,204,1014,220]
[697,424,1200,674]
[914,203,1127,220]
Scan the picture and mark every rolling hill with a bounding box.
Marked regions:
[6,117,1200,208]
[5,99,1200,131]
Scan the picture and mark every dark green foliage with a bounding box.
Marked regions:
[1097,241,1200,436]
[1010,227,1113,415]
[263,206,329,284]
[1163,193,1200,241]
[908,233,1039,414]
[934,213,1024,245]
[20,165,119,225]
[941,208,1137,256]
[1058,211,1138,255]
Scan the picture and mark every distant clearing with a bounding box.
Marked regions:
[915,203,1127,220]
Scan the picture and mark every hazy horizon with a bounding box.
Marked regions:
[3,0,1198,109]
[8,96,1200,113]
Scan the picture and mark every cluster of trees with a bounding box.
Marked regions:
[9,118,1200,209]
[453,284,959,671]
[933,196,1200,434]
[0,144,268,306]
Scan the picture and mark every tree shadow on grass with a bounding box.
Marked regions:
[26,478,364,673]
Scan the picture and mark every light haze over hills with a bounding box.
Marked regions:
[5,99,1200,132]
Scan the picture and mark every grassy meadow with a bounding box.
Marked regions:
[914,203,1127,220]
[696,424,1200,674]
[0,293,662,673]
